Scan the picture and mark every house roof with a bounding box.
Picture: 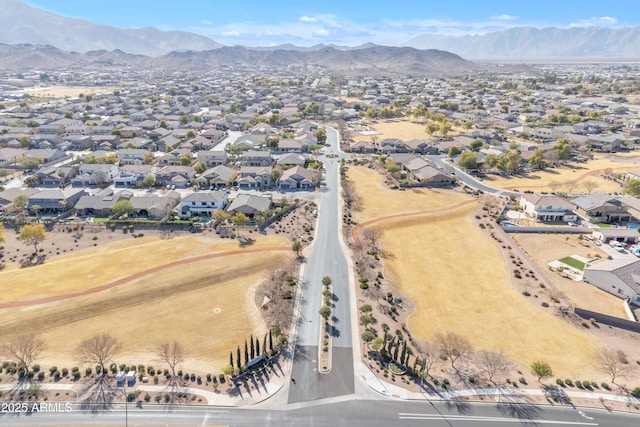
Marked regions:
[180,191,226,204]
[227,194,272,214]
[585,257,640,294]
[521,193,575,210]
[572,194,624,211]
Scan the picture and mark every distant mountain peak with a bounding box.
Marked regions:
[403,26,640,60]
[0,0,222,56]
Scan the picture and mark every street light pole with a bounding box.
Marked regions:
[123,382,128,427]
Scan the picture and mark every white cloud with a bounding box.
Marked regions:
[221,30,240,37]
[491,14,518,21]
[314,29,330,37]
[201,20,213,25]
[299,16,317,23]
[569,16,618,27]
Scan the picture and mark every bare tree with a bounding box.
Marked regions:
[594,347,632,385]
[476,350,515,384]
[75,333,121,375]
[361,227,382,251]
[434,332,472,369]
[548,181,561,193]
[582,179,600,194]
[156,341,186,378]
[565,180,578,195]
[0,334,46,373]
[414,340,439,378]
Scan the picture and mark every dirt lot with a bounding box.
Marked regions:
[21,86,116,99]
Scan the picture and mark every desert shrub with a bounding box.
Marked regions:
[556,378,565,387]
[575,380,583,388]
[565,378,573,386]
[519,377,527,384]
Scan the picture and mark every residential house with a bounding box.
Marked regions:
[583,258,640,304]
[177,191,228,219]
[28,188,86,213]
[22,148,67,164]
[349,140,377,153]
[276,153,308,168]
[74,190,131,217]
[227,194,272,217]
[129,192,180,220]
[0,148,27,165]
[591,228,640,244]
[157,149,191,166]
[403,158,453,187]
[520,193,577,222]
[572,194,632,223]
[36,165,78,187]
[71,164,118,187]
[241,150,273,167]
[277,138,309,153]
[196,165,237,188]
[238,166,272,190]
[197,151,228,167]
[278,166,317,190]
[113,165,156,188]
[117,148,148,165]
[155,165,195,188]
[0,188,39,214]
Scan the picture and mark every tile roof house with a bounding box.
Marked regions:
[520,193,577,222]
[278,166,318,190]
[197,165,237,188]
[177,191,228,219]
[572,194,632,223]
[583,258,640,304]
[227,194,272,217]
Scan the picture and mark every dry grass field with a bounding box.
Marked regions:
[485,153,640,194]
[0,235,292,373]
[347,166,470,222]
[511,233,628,318]
[21,86,116,99]
[349,166,602,376]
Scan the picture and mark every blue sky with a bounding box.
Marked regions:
[25,0,639,46]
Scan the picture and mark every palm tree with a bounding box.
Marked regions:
[30,204,42,222]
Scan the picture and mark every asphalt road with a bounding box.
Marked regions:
[288,126,354,403]
[3,399,638,426]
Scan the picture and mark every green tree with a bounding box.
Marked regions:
[425,123,439,140]
[212,209,230,225]
[143,152,155,165]
[143,174,156,189]
[528,148,547,170]
[179,154,193,166]
[194,162,207,174]
[530,360,553,382]
[370,337,384,352]
[319,305,332,319]
[314,128,327,144]
[112,199,134,218]
[362,331,375,347]
[0,222,5,245]
[292,240,302,256]
[469,139,484,151]
[222,364,234,380]
[19,223,47,253]
[360,314,373,328]
[625,179,640,196]
[13,193,28,212]
[322,276,332,286]
[17,155,40,170]
[230,212,249,226]
[448,146,462,158]
[458,151,478,170]
[29,204,42,222]
[502,150,523,174]
[553,139,571,162]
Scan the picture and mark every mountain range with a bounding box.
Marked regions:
[1,0,639,62]
[403,26,640,61]
[0,43,474,76]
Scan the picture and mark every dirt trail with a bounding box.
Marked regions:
[0,246,289,309]
[351,198,477,246]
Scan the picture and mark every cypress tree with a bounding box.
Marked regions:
[269,329,273,353]
[236,346,241,370]
[256,337,260,357]
[250,334,255,359]
[393,342,399,362]
[230,351,234,368]
[244,340,249,366]
[262,335,267,356]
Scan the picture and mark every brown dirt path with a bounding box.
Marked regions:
[0,246,290,309]
[351,198,477,246]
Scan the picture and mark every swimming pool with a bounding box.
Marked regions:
[501,221,517,227]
